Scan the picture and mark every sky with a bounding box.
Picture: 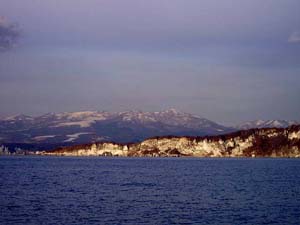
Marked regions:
[0,0,300,125]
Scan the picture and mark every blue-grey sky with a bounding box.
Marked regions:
[0,0,300,125]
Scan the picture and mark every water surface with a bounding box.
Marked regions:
[1,157,300,224]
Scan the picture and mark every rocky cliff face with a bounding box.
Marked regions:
[42,125,300,157]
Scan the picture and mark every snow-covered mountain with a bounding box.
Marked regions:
[1,109,298,150]
[236,119,299,130]
[0,109,233,146]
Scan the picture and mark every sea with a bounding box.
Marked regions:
[0,156,300,225]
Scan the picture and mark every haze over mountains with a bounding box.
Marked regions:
[0,109,298,149]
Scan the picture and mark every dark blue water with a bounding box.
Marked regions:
[1,157,300,225]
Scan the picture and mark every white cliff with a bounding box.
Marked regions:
[42,125,300,158]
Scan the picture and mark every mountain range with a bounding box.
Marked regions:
[0,109,298,150]
[235,119,298,130]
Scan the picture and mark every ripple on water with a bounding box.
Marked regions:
[0,157,300,224]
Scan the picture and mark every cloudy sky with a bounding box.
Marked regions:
[0,0,300,125]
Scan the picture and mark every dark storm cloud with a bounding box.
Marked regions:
[0,17,19,51]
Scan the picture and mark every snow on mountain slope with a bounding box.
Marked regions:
[64,132,91,142]
[2,109,297,146]
[32,135,56,141]
[236,119,299,130]
[116,109,226,130]
[0,109,233,144]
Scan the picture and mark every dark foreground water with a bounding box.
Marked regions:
[1,157,300,225]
